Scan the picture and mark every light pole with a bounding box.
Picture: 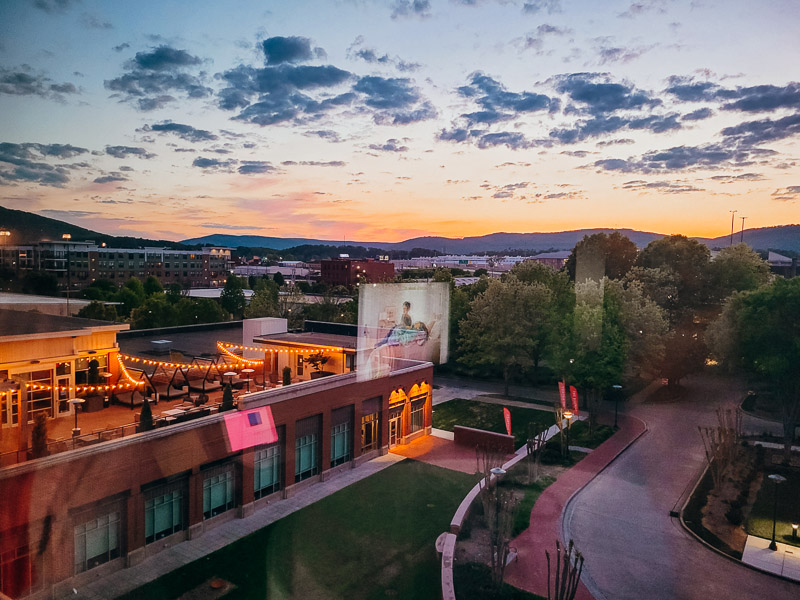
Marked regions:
[729,210,737,246]
[563,410,574,455]
[740,216,747,243]
[612,384,623,429]
[768,473,787,550]
[68,397,85,438]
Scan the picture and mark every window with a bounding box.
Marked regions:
[21,370,53,420]
[202,464,235,519]
[296,354,304,377]
[330,423,350,467]
[295,435,318,482]
[75,355,108,385]
[331,405,353,467]
[254,444,281,498]
[410,399,425,433]
[0,542,43,597]
[74,507,121,573]
[361,410,379,452]
[144,482,184,543]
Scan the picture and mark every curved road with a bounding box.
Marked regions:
[565,373,799,599]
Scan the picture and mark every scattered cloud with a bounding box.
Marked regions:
[522,0,562,14]
[262,36,325,65]
[347,37,421,72]
[681,107,713,121]
[93,174,128,184]
[708,172,763,183]
[32,0,76,13]
[281,160,346,167]
[593,143,776,173]
[304,129,342,143]
[143,121,218,142]
[238,160,274,174]
[368,138,409,152]
[517,24,572,54]
[81,13,112,30]
[771,186,800,201]
[593,39,655,64]
[618,0,672,19]
[105,145,156,159]
[105,45,211,111]
[354,75,436,124]
[720,113,800,146]
[192,157,236,170]
[113,43,130,52]
[621,179,703,193]
[0,142,90,187]
[0,66,79,100]
[391,0,431,20]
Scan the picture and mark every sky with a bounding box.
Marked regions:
[0,0,798,243]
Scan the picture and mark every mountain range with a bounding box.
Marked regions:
[1,205,798,253]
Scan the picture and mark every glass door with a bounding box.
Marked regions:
[388,416,400,448]
[57,377,72,415]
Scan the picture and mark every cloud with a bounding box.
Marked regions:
[32,0,76,13]
[281,160,346,167]
[93,174,128,184]
[347,38,421,72]
[522,0,562,14]
[262,36,325,65]
[554,72,660,115]
[681,107,713,121]
[105,45,210,110]
[518,24,571,54]
[113,43,131,52]
[665,77,800,113]
[81,13,113,29]
[144,121,218,142]
[593,40,654,64]
[368,138,409,152]
[105,145,156,159]
[771,186,800,201]
[0,66,79,100]
[549,113,680,143]
[489,181,530,199]
[720,113,800,146]
[0,142,89,187]
[621,179,703,193]
[391,0,431,20]
[708,172,763,183]
[618,0,671,19]
[593,143,775,173]
[596,138,634,146]
[132,46,202,71]
[200,223,258,230]
[238,160,274,174]
[353,75,436,124]
[304,129,342,143]
[192,157,236,170]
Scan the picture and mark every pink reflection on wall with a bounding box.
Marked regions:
[223,406,278,451]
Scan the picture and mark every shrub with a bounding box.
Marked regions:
[726,504,744,526]
[282,366,292,387]
[540,447,562,465]
[139,396,154,431]
[31,412,48,458]
[221,383,234,411]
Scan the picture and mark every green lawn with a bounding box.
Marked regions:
[432,398,555,447]
[746,469,800,548]
[453,563,544,599]
[118,460,479,600]
[565,420,615,449]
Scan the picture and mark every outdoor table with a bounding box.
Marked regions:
[163,408,187,417]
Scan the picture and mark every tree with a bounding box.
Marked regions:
[432,267,453,282]
[707,243,771,301]
[123,277,146,303]
[636,235,711,315]
[477,446,518,589]
[77,300,118,321]
[221,383,235,411]
[31,412,48,458]
[712,278,800,462]
[174,297,227,325]
[282,366,292,386]
[139,396,154,431]
[303,351,329,373]
[565,232,638,282]
[113,286,143,318]
[458,278,553,394]
[22,270,58,296]
[273,271,285,287]
[143,275,164,297]
[87,359,100,384]
[220,275,246,318]
[244,286,279,318]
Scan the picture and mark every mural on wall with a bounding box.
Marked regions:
[357,282,449,381]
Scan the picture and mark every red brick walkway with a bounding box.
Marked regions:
[504,414,647,600]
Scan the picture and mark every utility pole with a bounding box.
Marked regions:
[740,216,747,243]
[729,210,737,246]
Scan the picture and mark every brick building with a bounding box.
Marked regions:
[320,258,395,287]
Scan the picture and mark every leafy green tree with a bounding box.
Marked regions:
[124,277,146,302]
[22,270,58,296]
[174,297,227,325]
[165,283,184,304]
[130,297,176,329]
[143,275,164,297]
[113,286,143,318]
[707,243,771,301]
[84,279,116,299]
[710,278,800,462]
[273,271,285,287]
[139,396,154,431]
[282,366,292,386]
[244,287,279,318]
[565,232,639,282]
[220,274,246,318]
[295,281,312,293]
[458,278,554,394]
[473,268,488,277]
[221,383,234,411]
[77,300,118,321]
[432,267,454,282]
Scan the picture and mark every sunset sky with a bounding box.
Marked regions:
[1,0,798,243]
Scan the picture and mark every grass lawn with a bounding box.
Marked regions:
[746,469,800,548]
[566,420,615,449]
[453,563,544,599]
[118,460,479,600]
[432,398,554,447]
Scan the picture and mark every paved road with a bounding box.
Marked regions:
[565,373,799,599]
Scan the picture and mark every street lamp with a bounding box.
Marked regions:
[68,397,85,438]
[793,523,798,540]
[612,384,623,429]
[768,473,787,550]
[563,410,574,454]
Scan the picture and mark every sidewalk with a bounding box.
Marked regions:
[61,453,406,600]
[503,413,647,599]
[742,535,800,581]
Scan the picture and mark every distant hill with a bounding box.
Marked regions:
[0,205,189,249]
[182,226,800,253]
[2,206,798,254]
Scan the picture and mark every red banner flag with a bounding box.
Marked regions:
[569,386,579,414]
[558,381,567,408]
[503,407,512,436]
